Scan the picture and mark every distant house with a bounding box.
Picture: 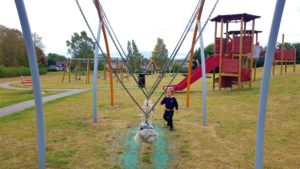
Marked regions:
[56,61,67,71]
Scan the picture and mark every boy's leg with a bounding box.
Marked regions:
[169,111,174,130]
[163,111,169,126]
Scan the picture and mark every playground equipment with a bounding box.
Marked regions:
[211,13,261,90]
[171,13,262,92]
[102,59,129,82]
[15,0,287,167]
[146,58,160,76]
[61,58,91,84]
[20,76,32,86]
[272,34,296,75]
[171,56,219,91]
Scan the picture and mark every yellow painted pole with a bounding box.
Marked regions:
[280,33,284,75]
[95,0,114,106]
[238,17,244,89]
[218,18,224,90]
[186,0,205,107]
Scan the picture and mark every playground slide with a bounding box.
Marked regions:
[171,56,219,91]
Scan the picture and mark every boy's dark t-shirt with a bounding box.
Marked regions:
[161,96,178,110]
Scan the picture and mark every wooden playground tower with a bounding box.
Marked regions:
[211,13,261,90]
[272,34,297,75]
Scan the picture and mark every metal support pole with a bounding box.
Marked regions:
[15,0,46,168]
[93,22,102,123]
[255,0,286,168]
[198,21,207,126]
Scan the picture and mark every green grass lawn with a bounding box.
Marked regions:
[0,65,299,168]
[0,88,60,108]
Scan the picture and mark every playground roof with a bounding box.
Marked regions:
[210,13,261,23]
[227,30,262,35]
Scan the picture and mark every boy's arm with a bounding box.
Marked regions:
[174,98,179,110]
[160,97,166,105]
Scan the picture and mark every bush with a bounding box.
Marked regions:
[0,66,48,78]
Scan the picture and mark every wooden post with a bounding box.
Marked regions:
[218,18,224,90]
[62,59,71,83]
[254,60,257,80]
[214,21,217,54]
[104,60,107,80]
[186,0,205,107]
[126,65,129,81]
[254,32,258,80]
[280,34,284,75]
[68,59,71,83]
[294,49,296,72]
[116,59,120,83]
[121,63,124,82]
[285,52,288,74]
[272,60,276,76]
[86,58,90,84]
[250,19,255,88]
[213,21,217,91]
[213,69,216,91]
[238,17,244,89]
[226,22,229,41]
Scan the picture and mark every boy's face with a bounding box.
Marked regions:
[167,90,173,97]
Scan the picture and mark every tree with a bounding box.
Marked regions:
[126,40,144,73]
[32,32,44,50]
[1,27,28,66]
[0,25,46,67]
[47,53,66,66]
[66,31,95,59]
[151,38,168,69]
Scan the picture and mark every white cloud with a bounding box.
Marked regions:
[0,0,299,58]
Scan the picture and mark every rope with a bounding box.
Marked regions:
[147,0,202,96]
[76,0,219,117]
[149,0,220,112]
[75,0,147,114]
[147,0,202,98]
[97,2,150,97]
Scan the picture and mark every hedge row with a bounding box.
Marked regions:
[0,66,48,78]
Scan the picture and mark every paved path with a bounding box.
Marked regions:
[0,82,88,117]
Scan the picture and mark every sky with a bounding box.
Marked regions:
[0,0,300,58]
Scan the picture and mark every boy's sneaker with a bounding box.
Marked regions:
[169,127,173,131]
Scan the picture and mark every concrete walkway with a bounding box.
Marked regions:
[0,82,89,117]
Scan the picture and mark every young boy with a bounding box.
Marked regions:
[160,87,178,131]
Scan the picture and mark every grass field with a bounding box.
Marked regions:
[0,65,299,168]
